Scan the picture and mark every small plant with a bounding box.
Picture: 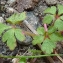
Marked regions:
[0,12,26,50]
[32,4,63,54]
[0,4,63,55]
[43,4,63,31]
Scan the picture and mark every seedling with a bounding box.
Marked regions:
[0,12,26,50]
[43,4,63,31]
[32,4,63,54]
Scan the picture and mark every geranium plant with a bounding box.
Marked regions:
[32,4,63,54]
[0,12,26,50]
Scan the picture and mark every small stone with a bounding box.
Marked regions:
[17,35,32,45]
[0,17,4,23]
[38,5,47,15]
[26,12,39,29]
[6,7,18,13]
[14,0,39,12]
[1,0,6,5]
[45,0,57,5]
[7,0,16,6]
[2,14,5,17]
[24,35,32,45]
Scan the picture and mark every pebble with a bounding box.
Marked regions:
[44,0,57,5]
[17,35,32,45]
[0,17,5,23]
[37,5,47,15]
[26,12,39,29]
[1,0,6,5]
[24,35,32,45]
[7,0,16,6]
[6,7,18,13]
[14,0,39,12]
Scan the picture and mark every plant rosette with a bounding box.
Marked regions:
[32,26,63,54]
[0,12,26,50]
[32,4,63,54]
[43,4,63,31]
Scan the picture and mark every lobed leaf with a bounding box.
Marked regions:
[49,33,63,42]
[2,30,10,42]
[37,27,45,35]
[32,35,44,45]
[41,39,56,54]
[43,15,54,24]
[54,19,63,31]
[44,6,56,14]
[2,29,16,50]
[15,29,25,41]
[0,23,11,36]
[60,16,63,20]
[57,4,63,15]
[48,26,56,34]
[7,36,16,50]
[6,12,26,24]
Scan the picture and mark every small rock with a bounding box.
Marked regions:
[2,14,5,17]
[6,7,18,13]
[7,0,16,6]
[1,0,6,5]
[26,12,39,29]
[44,0,57,5]
[0,17,4,23]
[34,0,47,16]
[37,5,47,15]
[24,35,32,45]
[17,35,32,45]
[14,0,39,12]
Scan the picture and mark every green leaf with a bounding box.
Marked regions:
[15,29,25,41]
[19,58,26,63]
[48,26,56,34]
[49,33,63,42]
[44,6,56,14]
[6,12,26,24]
[2,29,16,50]
[54,19,63,31]
[60,16,63,20]
[41,39,56,54]
[37,27,45,35]
[2,31,10,42]
[28,49,41,55]
[2,29,14,42]
[57,4,63,15]
[0,23,11,35]
[43,15,54,24]
[7,36,16,50]
[32,35,44,45]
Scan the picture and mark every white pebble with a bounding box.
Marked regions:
[0,17,4,23]
[6,7,18,13]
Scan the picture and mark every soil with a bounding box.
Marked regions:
[0,0,63,63]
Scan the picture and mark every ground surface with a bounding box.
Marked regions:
[0,0,63,63]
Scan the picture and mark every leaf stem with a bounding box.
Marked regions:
[22,30,36,37]
[0,54,63,59]
[44,24,48,32]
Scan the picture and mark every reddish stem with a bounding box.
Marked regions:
[44,24,48,32]
[44,24,50,39]
[55,14,60,19]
